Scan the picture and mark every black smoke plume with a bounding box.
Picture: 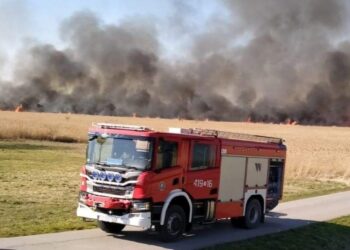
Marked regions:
[0,0,349,125]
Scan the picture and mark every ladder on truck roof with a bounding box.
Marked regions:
[93,123,152,131]
[169,127,283,144]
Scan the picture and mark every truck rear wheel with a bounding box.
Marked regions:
[243,198,262,229]
[159,205,186,242]
[97,221,125,234]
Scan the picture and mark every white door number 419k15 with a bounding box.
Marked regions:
[193,179,213,188]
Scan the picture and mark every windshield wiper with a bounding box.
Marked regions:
[95,162,111,167]
[123,165,142,171]
[95,161,134,170]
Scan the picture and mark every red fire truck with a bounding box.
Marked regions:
[77,123,286,241]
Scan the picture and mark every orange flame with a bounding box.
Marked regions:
[15,104,23,112]
[286,118,298,125]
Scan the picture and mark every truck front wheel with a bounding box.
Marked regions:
[159,205,186,242]
[243,198,262,229]
[97,221,125,234]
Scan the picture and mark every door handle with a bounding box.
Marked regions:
[210,188,218,195]
[173,178,179,186]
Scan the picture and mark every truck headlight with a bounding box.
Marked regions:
[132,202,150,211]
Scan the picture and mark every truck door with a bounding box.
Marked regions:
[150,137,183,203]
[184,139,220,200]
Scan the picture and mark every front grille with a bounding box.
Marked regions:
[93,185,127,196]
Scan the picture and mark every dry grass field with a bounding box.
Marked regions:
[1,110,349,181]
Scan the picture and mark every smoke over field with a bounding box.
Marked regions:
[0,0,349,125]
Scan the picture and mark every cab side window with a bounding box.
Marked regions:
[191,142,216,170]
[156,140,178,169]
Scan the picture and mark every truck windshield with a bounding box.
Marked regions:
[87,135,153,170]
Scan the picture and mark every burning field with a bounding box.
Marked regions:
[0,0,350,125]
[0,110,349,182]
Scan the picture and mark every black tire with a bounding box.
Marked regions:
[159,205,186,242]
[243,198,262,229]
[97,220,125,233]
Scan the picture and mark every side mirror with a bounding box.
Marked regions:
[96,133,108,144]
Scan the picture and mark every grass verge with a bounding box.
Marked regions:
[0,140,349,237]
[282,179,350,202]
[206,215,350,250]
[0,140,95,237]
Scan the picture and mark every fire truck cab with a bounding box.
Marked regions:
[77,123,286,241]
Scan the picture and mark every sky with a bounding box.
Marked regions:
[0,0,227,79]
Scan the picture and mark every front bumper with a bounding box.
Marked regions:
[77,203,151,229]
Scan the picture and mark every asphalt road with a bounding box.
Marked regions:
[1,191,350,250]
